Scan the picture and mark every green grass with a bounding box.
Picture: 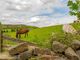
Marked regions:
[4,25,63,48]
[3,40,17,46]
[3,23,80,48]
[71,22,80,30]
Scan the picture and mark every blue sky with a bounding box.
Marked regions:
[0,0,77,27]
[38,0,68,16]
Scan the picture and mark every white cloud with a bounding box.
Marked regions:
[1,14,77,27]
[0,0,76,27]
[25,15,77,27]
[29,17,40,23]
[3,0,65,12]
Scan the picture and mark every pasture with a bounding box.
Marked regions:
[4,40,17,46]
[4,25,63,48]
[3,23,80,48]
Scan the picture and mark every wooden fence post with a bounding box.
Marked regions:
[0,22,3,52]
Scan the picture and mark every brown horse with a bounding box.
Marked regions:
[16,28,29,38]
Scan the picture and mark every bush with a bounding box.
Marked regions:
[76,29,80,35]
[50,33,80,46]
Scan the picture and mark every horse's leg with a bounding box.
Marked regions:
[18,34,19,38]
[16,33,18,38]
[25,33,26,38]
[27,33,28,37]
[17,34,18,38]
[19,34,21,38]
[20,34,21,38]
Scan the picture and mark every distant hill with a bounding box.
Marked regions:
[2,24,38,30]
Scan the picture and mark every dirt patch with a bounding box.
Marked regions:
[0,52,16,60]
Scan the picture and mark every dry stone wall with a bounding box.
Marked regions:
[8,40,80,60]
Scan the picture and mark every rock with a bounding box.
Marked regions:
[62,24,77,34]
[39,55,54,60]
[71,40,80,50]
[32,47,55,56]
[9,42,28,56]
[76,50,80,59]
[18,50,32,60]
[52,41,67,53]
[65,47,79,60]
[58,53,69,60]
[13,55,19,60]
[32,47,42,56]
[41,48,56,56]
[53,56,68,60]
[30,58,39,60]
[39,55,67,60]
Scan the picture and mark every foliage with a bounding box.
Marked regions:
[67,0,80,20]
[71,22,80,30]
[50,33,80,46]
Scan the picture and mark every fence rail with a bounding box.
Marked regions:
[3,35,37,46]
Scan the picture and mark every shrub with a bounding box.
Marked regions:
[50,33,80,46]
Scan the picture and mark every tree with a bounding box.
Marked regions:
[67,0,80,20]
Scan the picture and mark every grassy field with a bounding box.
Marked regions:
[4,25,63,48]
[4,40,17,46]
[3,23,80,48]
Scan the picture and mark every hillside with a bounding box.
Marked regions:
[4,25,63,48]
[4,22,80,48]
